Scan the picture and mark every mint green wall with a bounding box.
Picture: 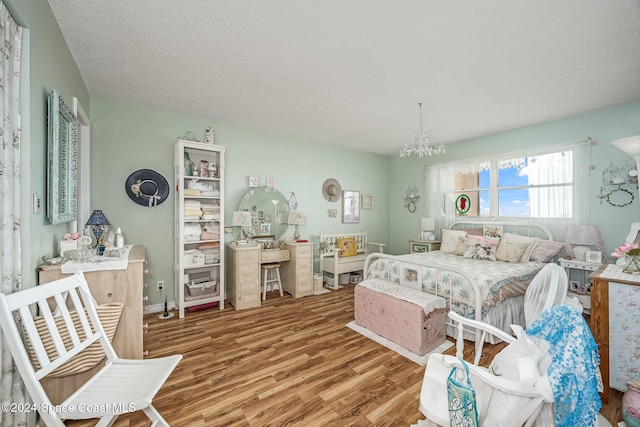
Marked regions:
[389,101,640,255]
[90,98,391,306]
[6,0,90,288]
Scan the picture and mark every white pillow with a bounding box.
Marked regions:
[440,229,467,254]
[462,235,500,261]
[502,233,540,262]
[495,240,529,263]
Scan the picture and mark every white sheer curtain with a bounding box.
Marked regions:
[425,140,591,241]
[0,3,25,426]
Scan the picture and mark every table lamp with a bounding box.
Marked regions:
[287,211,306,240]
[564,224,605,261]
[421,217,436,241]
[86,210,110,247]
[232,211,252,245]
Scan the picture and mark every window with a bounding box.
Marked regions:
[451,151,573,219]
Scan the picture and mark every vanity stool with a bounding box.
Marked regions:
[261,262,283,300]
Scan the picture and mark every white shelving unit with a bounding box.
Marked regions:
[174,139,225,318]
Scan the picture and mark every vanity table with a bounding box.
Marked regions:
[226,241,313,310]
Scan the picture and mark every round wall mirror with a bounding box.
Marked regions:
[238,187,290,240]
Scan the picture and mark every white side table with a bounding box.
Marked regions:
[558,257,603,312]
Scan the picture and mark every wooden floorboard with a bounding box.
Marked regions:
[63,284,622,426]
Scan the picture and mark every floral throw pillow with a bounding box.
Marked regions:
[463,235,500,261]
[440,229,468,254]
[496,240,529,263]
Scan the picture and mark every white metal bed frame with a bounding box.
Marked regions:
[363,220,554,351]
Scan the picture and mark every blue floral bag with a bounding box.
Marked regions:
[447,358,479,427]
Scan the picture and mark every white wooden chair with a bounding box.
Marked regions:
[0,272,182,427]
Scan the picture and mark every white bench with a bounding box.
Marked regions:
[319,231,385,289]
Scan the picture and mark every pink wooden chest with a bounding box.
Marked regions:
[354,283,446,355]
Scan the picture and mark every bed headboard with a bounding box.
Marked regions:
[450,220,554,241]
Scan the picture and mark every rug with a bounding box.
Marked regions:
[346,321,454,366]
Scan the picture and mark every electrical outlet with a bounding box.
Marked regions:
[157,280,164,291]
[33,193,42,214]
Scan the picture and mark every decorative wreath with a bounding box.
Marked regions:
[606,188,635,207]
[455,194,471,215]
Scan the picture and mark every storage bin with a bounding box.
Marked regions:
[186,281,218,298]
[350,271,363,284]
[324,272,334,288]
[313,273,323,291]
[339,273,350,285]
[184,251,205,266]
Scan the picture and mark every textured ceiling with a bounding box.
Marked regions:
[48,0,640,156]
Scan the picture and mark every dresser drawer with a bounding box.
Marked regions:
[297,275,313,292]
[296,246,312,258]
[261,249,290,263]
[238,267,259,283]
[237,250,260,264]
[296,258,311,272]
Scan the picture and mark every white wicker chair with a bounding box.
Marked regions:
[0,272,182,427]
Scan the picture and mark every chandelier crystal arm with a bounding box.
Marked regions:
[399,102,446,158]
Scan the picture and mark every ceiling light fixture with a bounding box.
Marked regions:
[399,103,446,158]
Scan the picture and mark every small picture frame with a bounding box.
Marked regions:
[248,176,260,187]
[266,177,275,188]
[569,280,580,292]
[400,264,422,290]
[361,194,374,209]
[585,250,602,264]
[578,285,587,295]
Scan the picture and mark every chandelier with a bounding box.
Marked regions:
[399,103,446,158]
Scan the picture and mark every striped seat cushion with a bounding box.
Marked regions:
[26,303,124,378]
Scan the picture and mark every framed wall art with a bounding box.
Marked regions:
[342,190,360,223]
[266,176,275,188]
[361,194,374,209]
[248,176,260,187]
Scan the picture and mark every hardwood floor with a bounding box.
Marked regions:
[66,284,622,426]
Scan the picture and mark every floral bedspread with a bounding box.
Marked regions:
[366,252,543,318]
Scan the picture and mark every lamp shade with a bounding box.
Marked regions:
[86,210,109,226]
[287,211,306,225]
[565,224,601,246]
[231,211,252,227]
[612,135,640,159]
[421,217,435,231]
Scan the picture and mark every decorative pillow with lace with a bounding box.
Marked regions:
[462,235,500,261]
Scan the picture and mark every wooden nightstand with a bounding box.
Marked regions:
[409,240,441,254]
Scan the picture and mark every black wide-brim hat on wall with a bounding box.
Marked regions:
[125,169,170,207]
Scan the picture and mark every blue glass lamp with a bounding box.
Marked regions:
[86,210,110,246]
